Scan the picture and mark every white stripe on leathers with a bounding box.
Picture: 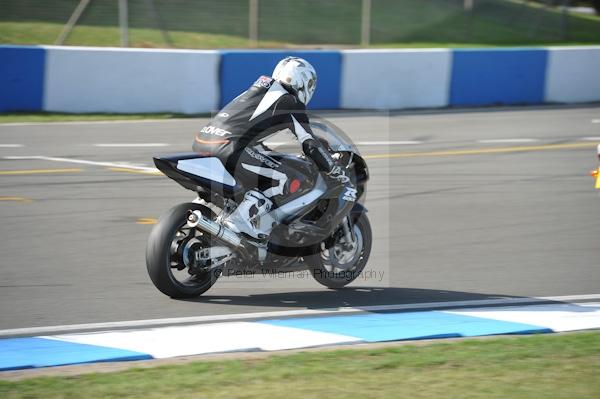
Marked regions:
[249,81,289,121]
[290,114,313,144]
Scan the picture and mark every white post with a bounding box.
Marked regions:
[119,0,129,47]
[464,0,474,11]
[361,0,371,46]
[249,0,259,47]
[55,0,92,45]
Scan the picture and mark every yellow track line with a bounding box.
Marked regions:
[108,167,163,176]
[0,196,33,203]
[136,217,158,225]
[0,168,82,175]
[363,142,599,160]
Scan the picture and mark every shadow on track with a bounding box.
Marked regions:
[180,287,523,311]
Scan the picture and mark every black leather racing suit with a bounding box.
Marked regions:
[192,76,340,199]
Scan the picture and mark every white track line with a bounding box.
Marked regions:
[357,140,422,145]
[94,143,170,147]
[591,119,600,124]
[580,137,600,141]
[478,138,539,144]
[265,140,423,147]
[1,294,598,338]
[0,144,24,148]
[0,119,191,127]
[3,155,159,173]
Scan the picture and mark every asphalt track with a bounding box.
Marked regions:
[0,105,599,330]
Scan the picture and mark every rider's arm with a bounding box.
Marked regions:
[275,94,349,184]
[275,94,333,172]
[288,111,335,173]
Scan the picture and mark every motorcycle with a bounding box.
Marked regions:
[146,120,371,298]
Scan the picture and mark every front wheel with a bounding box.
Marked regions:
[146,203,222,298]
[307,213,372,289]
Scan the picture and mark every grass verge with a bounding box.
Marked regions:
[1,332,599,398]
[1,0,599,48]
[0,21,287,49]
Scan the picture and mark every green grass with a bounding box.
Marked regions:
[1,0,599,48]
[0,112,209,123]
[0,21,286,49]
[1,332,599,398]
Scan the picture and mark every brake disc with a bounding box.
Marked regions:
[328,225,363,271]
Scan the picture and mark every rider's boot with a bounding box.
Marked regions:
[223,190,273,239]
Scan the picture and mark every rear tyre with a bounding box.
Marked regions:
[146,203,221,298]
[307,213,372,289]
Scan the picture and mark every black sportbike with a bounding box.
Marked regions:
[146,121,371,298]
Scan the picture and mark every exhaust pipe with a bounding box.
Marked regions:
[187,210,242,248]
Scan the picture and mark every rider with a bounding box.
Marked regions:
[193,56,352,239]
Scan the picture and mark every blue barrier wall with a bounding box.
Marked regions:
[0,46,45,112]
[1,46,598,114]
[450,49,548,106]
[219,50,342,109]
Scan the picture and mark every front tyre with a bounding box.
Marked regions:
[307,213,372,289]
[146,203,221,298]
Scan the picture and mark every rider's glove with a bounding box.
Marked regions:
[302,138,335,172]
[302,138,353,187]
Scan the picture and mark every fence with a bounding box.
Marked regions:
[1,0,599,48]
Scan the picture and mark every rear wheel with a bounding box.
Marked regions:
[146,203,222,298]
[307,213,372,289]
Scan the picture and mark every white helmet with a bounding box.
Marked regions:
[272,57,317,105]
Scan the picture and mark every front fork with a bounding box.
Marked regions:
[342,216,356,246]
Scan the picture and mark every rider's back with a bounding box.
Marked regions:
[193,76,307,157]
